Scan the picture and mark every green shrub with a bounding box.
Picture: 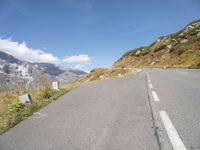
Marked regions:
[122,49,136,57]
[20,103,38,117]
[170,30,183,38]
[153,45,166,52]
[122,47,146,57]
[141,48,150,56]
[177,48,187,55]
[7,100,25,113]
[188,26,200,36]
[153,45,167,52]
[42,89,57,99]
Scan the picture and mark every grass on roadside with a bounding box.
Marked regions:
[0,68,138,135]
[0,82,80,135]
[78,68,139,83]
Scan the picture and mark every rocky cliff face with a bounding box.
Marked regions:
[0,51,86,91]
[113,19,200,68]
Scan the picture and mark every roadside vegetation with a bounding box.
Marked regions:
[114,19,200,68]
[0,82,80,134]
[2,19,199,135]
[0,68,138,135]
[78,68,138,83]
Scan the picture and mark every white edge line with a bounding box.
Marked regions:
[151,91,160,101]
[144,71,150,80]
[159,111,187,150]
[149,83,153,89]
[176,71,188,75]
[144,71,152,85]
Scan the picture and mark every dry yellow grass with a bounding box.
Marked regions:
[0,83,78,134]
[78,68,139,83]
[0,68,139,134]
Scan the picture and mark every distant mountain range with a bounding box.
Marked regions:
[0,51,86,91]
[113,19,200,68]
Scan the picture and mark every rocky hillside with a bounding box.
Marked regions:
[113,19,200,68]
[0,51,86,91]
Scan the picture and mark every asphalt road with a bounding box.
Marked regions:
[144,68,200,150]
[0,69,200,150]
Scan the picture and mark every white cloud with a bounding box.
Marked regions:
[63,54,91,63]
[0,38,91,70]
[0,38,59,63]
[74,64,86,70]
[62,54,91,69]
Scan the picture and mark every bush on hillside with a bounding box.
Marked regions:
[153,45,167,52]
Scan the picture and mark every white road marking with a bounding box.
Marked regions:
[144,71,151,80]
[151,91,160,101]
[149,83,154,89]
[176,71,188,75]
[147,75,151,83]
[144,71,152,83]
[159,111,187,150]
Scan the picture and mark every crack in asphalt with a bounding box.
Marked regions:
[144,72,162,150]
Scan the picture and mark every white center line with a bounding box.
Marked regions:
[159,111,187,150]
[151,91,160,101]
[149,83,154,89]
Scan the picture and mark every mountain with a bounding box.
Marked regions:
[113,19,200,68]
[0,51,86,91]
[0,51,23,64]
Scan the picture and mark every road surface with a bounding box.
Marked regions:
[0,69,200,150]
[145,68,200,150]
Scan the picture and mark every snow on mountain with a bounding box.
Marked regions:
[0,51,86,91]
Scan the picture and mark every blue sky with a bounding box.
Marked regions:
[0,0,200,71]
